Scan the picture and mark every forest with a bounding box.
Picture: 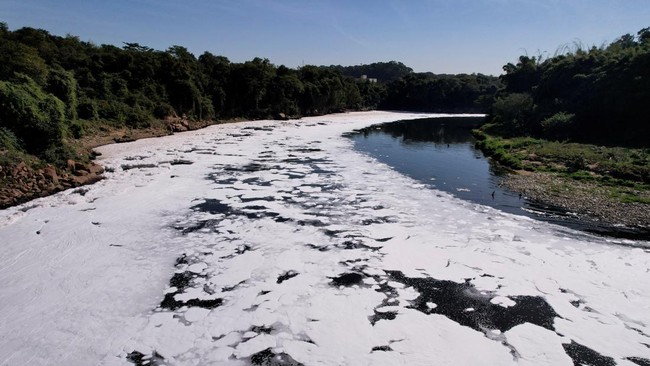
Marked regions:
[0,22,499,170]
[485,27,650,148]
[1,22,649,190]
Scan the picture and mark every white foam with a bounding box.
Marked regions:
[1,111,648,365]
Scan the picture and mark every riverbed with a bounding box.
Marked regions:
[0,112,648,365]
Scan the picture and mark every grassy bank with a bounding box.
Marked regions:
[472,130,650,213]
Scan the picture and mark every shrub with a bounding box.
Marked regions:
[541,112,575,140]
[0,127,22,151]
[96,99,129,124]
[77,99,98,120]
[0,76,65,156]
[566,154,586,172]
[40,143,77,167]
[69,120,85,138]
[46,67,78,120]
[153,103,175,119]
[126,107,152,129]
[490,93,536,135]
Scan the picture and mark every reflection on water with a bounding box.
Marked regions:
[350,117,524,214]
[349,117,648,240]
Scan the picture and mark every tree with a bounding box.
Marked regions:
[0,75,65,155]
[486,27,650,147]
[46,67,78,120]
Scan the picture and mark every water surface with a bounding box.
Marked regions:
[349,117,648,240]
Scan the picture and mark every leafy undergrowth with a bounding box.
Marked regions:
[472,130,650,204]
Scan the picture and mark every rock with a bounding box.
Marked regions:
[11,162,26,178]
[167,116,191,132]
[66,159,76,171]
[71,175,90,185]
[170,122,188,132]
[114,135,136,143]
[43,166,59,184]
[73,169,90,177]
[88,164,105,175]
[72,174,103,186]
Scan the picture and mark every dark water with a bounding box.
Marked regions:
[348,117,649,240]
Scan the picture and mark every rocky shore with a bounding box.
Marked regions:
[501,171,650,229]
[0,116,213,209]
[0,115,298,210]
[0,159,105,208]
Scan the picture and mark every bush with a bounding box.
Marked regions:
[490,93,536,135]
[197,96,215,120]
[96,99,129,124]
[541,112,575,140]
[77,99,98,120]
[126,107,152,129]
[608,163,650,183]
[40,142,77,167]
[474,135,523,169]
[0,127,22,151]
[69,120,85,138]
[565,155,586,172]
[0,76,65,156]
[153,103,175,119]
[46,67,78,120]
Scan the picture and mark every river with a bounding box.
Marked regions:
[349,116,649,240]
[0,112,648,365]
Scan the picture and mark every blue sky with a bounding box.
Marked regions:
[2,0,649,75]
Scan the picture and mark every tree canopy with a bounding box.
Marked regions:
[0,23,499,166]
[486,27,650,147]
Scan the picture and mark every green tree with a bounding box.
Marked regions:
[46,67,78,120]
[0,75,65,155]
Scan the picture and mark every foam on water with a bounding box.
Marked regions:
[1,111,649,366]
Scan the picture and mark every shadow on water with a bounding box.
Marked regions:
[348,117,649,240]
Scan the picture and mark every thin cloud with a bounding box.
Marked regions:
[389,0,413,27]
[331,18,370,49]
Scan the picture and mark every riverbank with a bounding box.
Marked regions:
[3,111,648,364]
[501,170,650,228]
[472,131,650,230]
[0,116,252,209]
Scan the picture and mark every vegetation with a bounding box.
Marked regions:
[1,19,648,220]
[0,22,498,171]
[484,27,650,148]
[0,25,368,167]
[329,61,414,82]
[380,73,501,113]
[471,27,650,212]
[473,131,650,204]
